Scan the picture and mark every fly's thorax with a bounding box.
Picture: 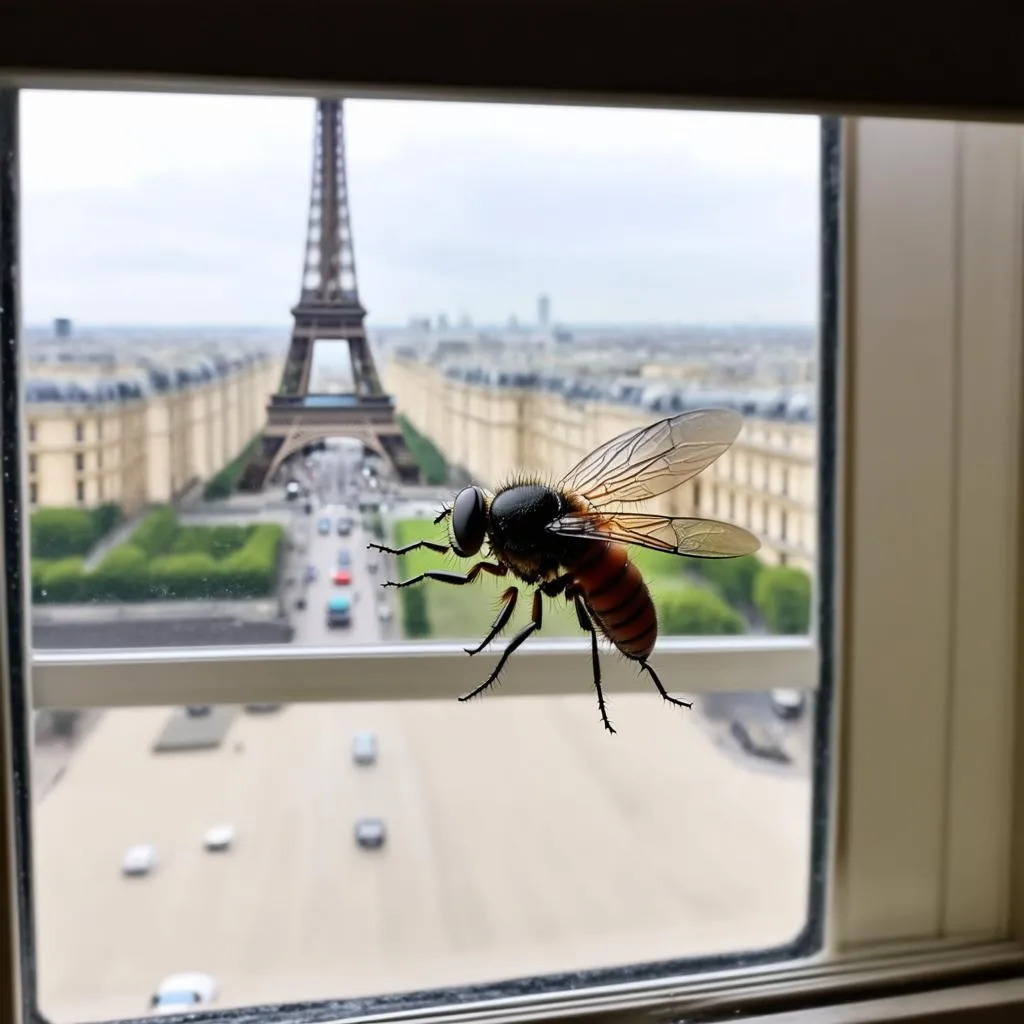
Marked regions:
[487,483,564,554]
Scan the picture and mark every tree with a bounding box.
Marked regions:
[753,566,812,634]
[690,554,764,607]
[401,587,432,638]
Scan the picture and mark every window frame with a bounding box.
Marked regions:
[2,58,1024,1024]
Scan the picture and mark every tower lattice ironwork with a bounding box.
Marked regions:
[237,99,419,491]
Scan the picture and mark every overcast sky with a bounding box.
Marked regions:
[19,91,820,328]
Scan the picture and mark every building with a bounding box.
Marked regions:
[385,354,816,571]
[538,294,551,329]
[25,342,282,512]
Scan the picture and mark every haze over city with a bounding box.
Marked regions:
[20,91,819,328]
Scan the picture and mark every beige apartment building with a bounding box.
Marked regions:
[386,357,816,571]
[25,347,282,513]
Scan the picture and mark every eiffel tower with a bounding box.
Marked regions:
[237,98,420,491]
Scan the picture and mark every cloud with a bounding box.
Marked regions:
[19,92,819,326]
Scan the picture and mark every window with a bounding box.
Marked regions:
[74,480,84,503]
[73,421,83,442]
[4,40,1024,1024]
[27,455,35,474]
[28,421,36,442]
[782,466,790,496]
[29,482,37,505]
[73,453,83,472]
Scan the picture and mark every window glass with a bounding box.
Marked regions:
[21,91,820,654]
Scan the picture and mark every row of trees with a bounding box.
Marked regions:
[32,507,284,604]
[397,415,449,486]
[203,436,260,500]
[686,554,812,634]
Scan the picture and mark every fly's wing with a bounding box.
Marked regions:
[546,511,761,558]
[557,408,743,508]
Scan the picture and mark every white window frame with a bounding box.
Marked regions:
[3,91,1024,1024]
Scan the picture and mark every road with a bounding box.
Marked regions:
[33,695,811,1023]
[279,441,398,645]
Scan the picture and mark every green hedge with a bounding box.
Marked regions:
[687,554,764,607]
[753,566,812,634]
[397,414,448,486]
[658,588,746,636]
[30,503,124,559]
[203,435,260,500]
[32,507,284,604]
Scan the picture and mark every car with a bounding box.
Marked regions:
[122,843,156,877]
[336,517,352,536]
[295,597,307,611]
[203,824,235,852]
[317,517,332,536]
[150,972,218,1015]
[326,595,352,628]
[354,817,386,849]
[245,702,282,713]
[352,730,378,765]
[304,564,317,583]
[376,602,393,623]
[769,688,807,721]
[333,569,352,586]
[337,549,351,568]
[285,481,301,501]
[366,558,378,575]
[186,705,211,717]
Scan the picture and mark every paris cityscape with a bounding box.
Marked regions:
[21,91,819,1021]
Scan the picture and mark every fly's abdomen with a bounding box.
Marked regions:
[570,541,657,660]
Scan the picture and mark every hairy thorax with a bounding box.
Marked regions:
[486,481,592,583]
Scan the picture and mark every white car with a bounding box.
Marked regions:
[150,972,218,1015]
[770,688,807,721]
[376,602,393,622]
[203,824,235,852]
[122,843,156,877]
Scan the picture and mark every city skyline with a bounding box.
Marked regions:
[20,92,820,328]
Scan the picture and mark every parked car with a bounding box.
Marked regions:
[354,817,386,850]
[336,517,352,536]
[337,549,351,568]
[122,843,156,877]
[376,603,393,623]
[352,730,378,765]
[203,824,235,852]
[333,569,352,586]
[770,688,807,721]
[317,517,332,536]
[150,972,218,1015]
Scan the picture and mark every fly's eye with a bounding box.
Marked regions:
[451,486,486,557]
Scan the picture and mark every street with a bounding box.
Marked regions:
[278,441,398,646]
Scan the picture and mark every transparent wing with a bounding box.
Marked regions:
[557,408,743,508]
[546,511,761,558]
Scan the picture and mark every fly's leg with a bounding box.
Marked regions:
[569,587,615,735]
[459,589,543,702]
[539,572,574,599]
[639,658,693,711]
[433,507,452,525]
[465,586,519,656]
[368,539,450,557]
[380,561,507,590]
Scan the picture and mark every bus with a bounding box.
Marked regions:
[326,595,352,629]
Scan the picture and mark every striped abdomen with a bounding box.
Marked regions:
[569,541,657,661]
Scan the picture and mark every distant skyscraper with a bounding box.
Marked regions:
[54,318,72,339]
[437,313,450,330]
[537,294,551,329]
